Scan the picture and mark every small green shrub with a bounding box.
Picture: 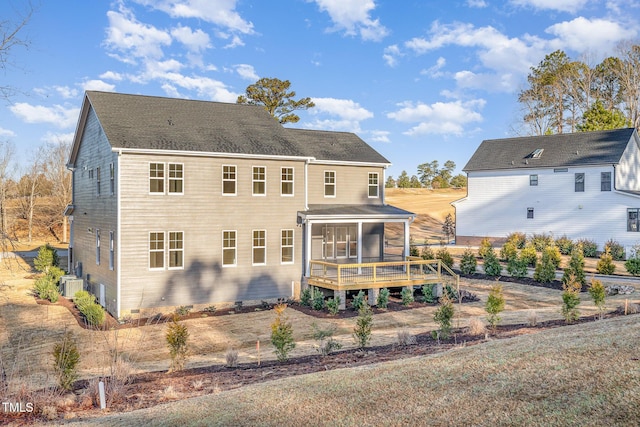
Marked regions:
[353,303,373,349]
[596,249,616,275]
[548,245,562,269]
[555,235,574,255]
[376,288,390,309]
[505,232,526,249]
[604,239,625,261]
[506,255,528,278]
[482,247,502,277]
[625,245,640,275]
[53,331,80,390]
[588,278,606,320]
[530,233,554,252]
[166,315,190,371]
[34,244,59,274]
[271,303,295,362]
[520,244,538,267]
[401,287,414,306]
[311,288,325,311]
[312,323,342,356]
[534,246,557,283]
[326,296,340,315]
[499,241,518,262]
[563,245,585,286]
[444,284,458,301]
[300,288,311,306]
[409,237,419,257]
[74,290,105,327]
[420,243,435,260]
[576,238,597,257]
[459,248,477,275]
[433,293,454,340]
[350,290,366,311]
[421,284,435,304]
[33,276,59,303]
[478,237,493,258]
[561,275,582,323]
[485,284,505,331]
[436,248,454,269]
[175,305,191,316]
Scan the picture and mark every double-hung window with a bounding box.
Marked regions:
[222,165,237,195]
[169,232,184,269]
[253,166,266,195]
[150,163,165,193]
[96,229,101,265]
[530,174,538,186]
[281,167,294,196]
[168,164,183,194]
[252,230,266,265]
[628,209,640,232]
[149,232,165,269]
[109,231,114,270]
[281,230,294,263]
[368,172,379,198]
[527,208,534,219]
[601,172,611,191]
[110,163,115,195]
[222,231,237,266]
[575,173,585,192]
[324,171,336,197]
[96,167,101,196]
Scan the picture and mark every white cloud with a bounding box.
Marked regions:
[43,131,75,145]
[306,97,374,131]
[387,99,485,136]
[99,71,124,81]
[368,129,390,143]
[54,86,79,99]
[10,103,80,129]
[105,7,172,62]
[234,64,259,81]
[311,0,389,41]
[171,25,211,52]
[81,80,117,92]
[510,0,589,13]
[420,57,447,78]
[0,127,16,138]
[157,72,238,102]
[383,44,401,67]
[545,17,636,54]
[467,0,488,7]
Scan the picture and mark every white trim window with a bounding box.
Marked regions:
[527,208,534,219]
[252,230,266,265]
[149,232,165,269]
[96,229,101,265]
[168,163,184,194]
[110,163,115,195]
[281,167,294,196]
[281,229,294,264]
[150,163,165,194]
[530,174,538,186]
[368,172,379,198]
[169,231,184,269]
[222,230,237,266]
[96,167,101,196]
[575,173,585,192]
[324,171,336,197]
[253,166,266,196]
[601,172,611,191]
[109,231,114,270]
[222,165,237,195]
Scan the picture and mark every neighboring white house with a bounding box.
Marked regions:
[453,128,640,255]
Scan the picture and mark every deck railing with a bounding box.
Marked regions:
[308,257,459,290]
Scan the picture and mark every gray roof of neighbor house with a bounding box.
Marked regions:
[76,91,390,164]
[463,128,637,172]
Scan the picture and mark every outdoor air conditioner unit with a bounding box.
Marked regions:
[60,275,84,298]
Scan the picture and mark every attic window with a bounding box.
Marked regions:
[527,148,544,159]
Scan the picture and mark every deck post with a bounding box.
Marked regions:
[368,288,379,306]
[334,290,346,310]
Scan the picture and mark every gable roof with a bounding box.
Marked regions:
[70,91,389,165]
[463,128,637,172]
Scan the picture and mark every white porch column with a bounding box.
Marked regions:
[357,221,363,264]
[305,220,312,276]
[403,219,410,259]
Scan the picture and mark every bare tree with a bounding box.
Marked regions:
[42,140,72,242]
[615,42,640,130]
[17,150,45,242]
[0,1,35,100]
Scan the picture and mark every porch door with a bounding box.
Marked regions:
[322,226,357,261]
[323,227,335,259]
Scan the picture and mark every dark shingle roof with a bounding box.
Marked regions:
[83,91,389,164]
[302,204,414,218]
[463,128,637,172]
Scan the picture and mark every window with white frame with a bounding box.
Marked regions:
[149,232,165,269]
[575,173,585,192]
[601,172,611,191]
[530,174,538,186]
[168,163,183,194]
[222,230,237,266]
[109,231,114,270]
[96,167,101,196]
[368,172,379,197]
[628,209,640,232]
[222,165,236,195]
[109,163,115,195]
[169,231,184,269]
[527,208,534,219]
[281,230,294,263]
[324,171,336,197]
[150,163,164,193]
[281,167,294,196]
[253,166,266,195]
[252,230,266,265]
[96,229,101,265]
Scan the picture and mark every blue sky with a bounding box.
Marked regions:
[1,0,638,179]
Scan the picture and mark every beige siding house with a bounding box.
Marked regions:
[66,91,415,319]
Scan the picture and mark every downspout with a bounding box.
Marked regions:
[304,159,310,210]
[116,149,122,320]
[382,165,387,206]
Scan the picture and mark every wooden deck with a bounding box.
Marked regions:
[307,257,459,292]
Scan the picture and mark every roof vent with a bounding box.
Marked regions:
[526,148,544,159]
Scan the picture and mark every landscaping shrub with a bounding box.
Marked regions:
[588,278,606,320]
[420,243,434,260]
[534,246,557,283]
[225,348,238,368]
[604,239,625,261]
[270,303,295,362]
[33,275,60,303]
[436,247,454,269]
[561,274,581,323]
[478,237,493,258]
[530,232,554,251]
[376,288,390,309]
[576,238,597,257]
[326,296,340,315]
[300,288,311,306]
[395,328,417,346]
[34,243,59,274]
[459,248,477,275]
[312,323,342,356]
[505,232,526,249]
[548,245,562,269]
[421,284,435,304]
[625,245,640,275]
[444,284,458,301]
[433,293,454,340]
[73,290,105,327]
[311,287,325,311]
[506,254,528,278]
[166,315,190,371]
[175,305,191,316]
[482,247,502,277]
[563,245,585,286]
[499,241,518,262]
[401,287,414,306]
[467,317,486,336]
[350,290,366,311]
[596,249,616,275]
[555,235,574,255]
[485,284,505,331]
[409,237,419,257]
[520,244,538,267]
[353,303,373,349]
[53,331,80,390]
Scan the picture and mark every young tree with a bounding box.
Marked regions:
[417,160,438,187]
[577,100,630,131]
[42,140,73,242]
[485,284,505,331]
[385,176,396,188]
[396,170,410,188]
[271,303,295,361]
[442,213,455,242]
[237,77,315,124]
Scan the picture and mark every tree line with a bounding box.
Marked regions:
[386,160,467,189]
